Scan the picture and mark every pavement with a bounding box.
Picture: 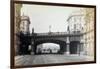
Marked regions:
[15,54,94,66]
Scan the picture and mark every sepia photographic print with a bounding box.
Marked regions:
[11,0,96,68]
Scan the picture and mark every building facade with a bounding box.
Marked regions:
[67,8,95,57]
[14,4,22,55]
[18,15,31,55]
[67,12,85,34]
[20,15,30,34]
[82,8,95,56]
[14,3,31,55]
[67,11,85,55]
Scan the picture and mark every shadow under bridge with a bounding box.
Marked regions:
[33,39,67,54]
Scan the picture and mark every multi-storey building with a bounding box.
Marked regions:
[14,4,30,55]
[82,8,95,57]
[67,8,95,58]
[18,15,31,55]
[67,11,85,34]
[67,10,85,55]
[14,4,22,55]
[20,15,30,34]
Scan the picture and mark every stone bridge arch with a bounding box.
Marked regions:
[33,39,67,54]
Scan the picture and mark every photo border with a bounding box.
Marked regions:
[10,0,96,69]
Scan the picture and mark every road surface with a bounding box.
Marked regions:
[15,54,94,66]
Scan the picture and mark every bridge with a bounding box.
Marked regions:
[30,32,84,55]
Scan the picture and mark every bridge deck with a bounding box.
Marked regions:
[31,32,84,37]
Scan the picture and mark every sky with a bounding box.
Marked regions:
[21,4,81,33]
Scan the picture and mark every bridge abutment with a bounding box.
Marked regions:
[64,44,70,54]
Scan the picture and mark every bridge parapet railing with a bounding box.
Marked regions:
[31,32,84,37]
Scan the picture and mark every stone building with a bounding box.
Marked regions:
[20,15,30,34]
[67,8,95,57]
[14,4,22,55]
[67,11,85,34]
[67,10,85,55]
[14,4,31,55]
[18,15,31,55]
[82,8,95,57]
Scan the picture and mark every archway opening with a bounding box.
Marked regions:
[34,39,67,54]
[70,41,80,54]
[36,43,60,54]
